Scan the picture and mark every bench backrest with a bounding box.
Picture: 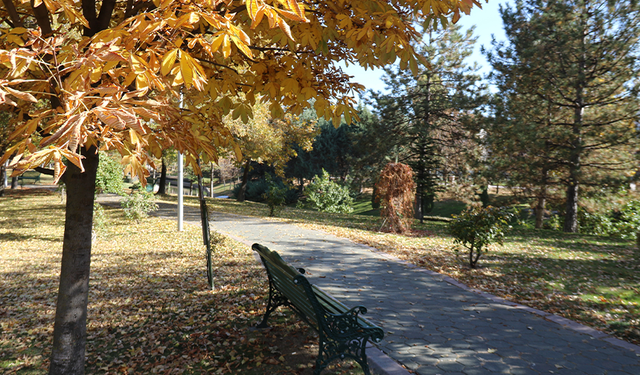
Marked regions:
[253,243,384,342]
[253,243,326,331]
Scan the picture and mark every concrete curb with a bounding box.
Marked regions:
[367,343,412,375]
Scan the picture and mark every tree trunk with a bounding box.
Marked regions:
[469,244,479,269]
[49,147,99,375]
[564,9,586,233]
[237,160,250,202]
[564,183,579,232]
[371,184,380,209]
[11,176,18,189]
[564,102,583,233]
[479,186,490,207]
[535,195,546,229]
[156,158,167,195]
[535,168,548,229]
[414,190,423,223]
[0,164,5,197]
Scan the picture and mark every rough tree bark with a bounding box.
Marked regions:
[535,168,548,229]
[0,164,5,196]
[237,159,250,202]
[48,147,99,375]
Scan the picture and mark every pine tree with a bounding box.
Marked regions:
[371,23,486,218]
[486,0,640,232]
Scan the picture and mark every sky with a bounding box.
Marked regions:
[342,0,511,94]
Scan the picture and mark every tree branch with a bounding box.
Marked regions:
[34,166,54,176]
[82,0,97,35]
[30,0,52,36]
[2,0,23,27]
[97,0,117,31]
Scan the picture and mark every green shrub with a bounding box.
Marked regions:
[96,151,125,195]
[300,169,353,213]
[449,206,512,268]
[232,176,298,204]
[544,212,563,231]
[263,175,287,216]
[612,200,640,258]
[121,191,158,221]
[93,202,107,232]
[578,209,614,236]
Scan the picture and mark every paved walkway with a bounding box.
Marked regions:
[146,201,640,375]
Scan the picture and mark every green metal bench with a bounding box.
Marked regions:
[18,171,41,186]
[252,243,384,375]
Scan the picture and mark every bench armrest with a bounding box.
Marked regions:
[324,306,383,343]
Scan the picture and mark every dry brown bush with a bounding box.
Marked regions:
[376,163,415,233]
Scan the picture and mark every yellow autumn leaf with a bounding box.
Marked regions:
[231,36,253,58]
[180,52,194,86]
[161,48,179,76]
[247,0,260,20]
[135,73,150,90]
[210,34,225,54]
[4,87,37,103]
[221,35,231,58]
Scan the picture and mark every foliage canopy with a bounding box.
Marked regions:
[1,0,481,182]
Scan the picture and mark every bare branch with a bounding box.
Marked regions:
[82,0,97,35]
[97,0,117,31]
[30,0,52,36]
[2,0,23,27]
[34,166,54,176]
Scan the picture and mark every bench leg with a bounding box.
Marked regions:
[257,285,288,328]
[315,334,372,375]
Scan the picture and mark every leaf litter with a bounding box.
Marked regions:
[0,191,366,374]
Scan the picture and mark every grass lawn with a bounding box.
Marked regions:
[0,190,365,374]
[159,193,640,347]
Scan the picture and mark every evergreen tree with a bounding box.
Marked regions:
[286,105,393,192]
[486,0,640,232]
[371,23,486,218]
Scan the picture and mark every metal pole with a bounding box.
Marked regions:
[177,91,184,232]
[3,161,7,188]
[178,152,184,231]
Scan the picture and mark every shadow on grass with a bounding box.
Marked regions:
[0,232,62,243]
[505,228,634,256]
[1,255,369,374]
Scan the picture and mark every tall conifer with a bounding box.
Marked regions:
[486,0,640,232]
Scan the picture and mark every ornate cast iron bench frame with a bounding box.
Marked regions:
[253,243,384,375]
